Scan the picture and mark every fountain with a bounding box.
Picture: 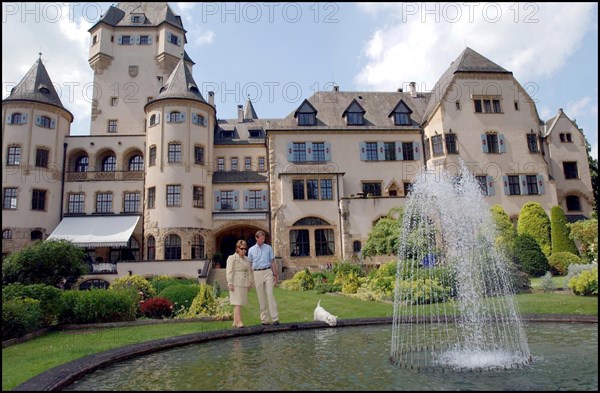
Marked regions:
[391,166,531,371]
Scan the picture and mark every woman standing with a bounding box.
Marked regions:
[226,240,254,328]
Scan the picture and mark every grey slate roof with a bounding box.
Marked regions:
[91,3,185,31]
[273,90,430,129]
[153,58,205,102]
[212,171,268,183]
[244,98,258,120]
[422,47,512,124]
[3,57,71,117]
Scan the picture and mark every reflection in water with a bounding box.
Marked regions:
[64,323,597,391]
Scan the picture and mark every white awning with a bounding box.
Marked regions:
[47,216,140,248]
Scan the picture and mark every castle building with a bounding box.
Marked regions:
[2,3,594,287]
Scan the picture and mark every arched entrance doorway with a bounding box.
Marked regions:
[214,225,270,268]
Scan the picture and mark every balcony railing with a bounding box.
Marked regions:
[66,170,144,182]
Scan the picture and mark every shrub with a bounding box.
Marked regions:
[2,298,44,340]
[568,267,598,296]
[140,297,174,319]
[563,263,597,290]
[158,284,200,311]
[540,271,556,292]
[186,284,218,316]
[279,279,301,291]
[569,218,598,263]
[490,204,517,254]
[213,281,221,298]
[58,289,138,324]
[550,206,579,255]
[517,202,551,257]
[398,278,452,305]
[314,281,341,294]
[548,252,582,276]
[150,275,196,294]
[109,275,157,299]
[2,283,63,326]
[296,269,315,291]
[513,234,550,277]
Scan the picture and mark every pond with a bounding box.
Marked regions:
[64,322,597,391]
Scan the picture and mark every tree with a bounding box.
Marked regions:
[513,234,550,277]
[569,218,598,263]
[490,204,517,254]
[2,240,88,288]
[362,212,402,257]
[517,202,552,257]
[550,206,579,255]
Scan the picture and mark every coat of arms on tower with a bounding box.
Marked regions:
[129,65,139,77]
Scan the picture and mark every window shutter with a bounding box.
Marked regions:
[395,142,403,161]
[481,134,489,153]
[7,115,12,124]
[167,32,172,43]
[498,134,506,153]
[192,113,197,125]
[214,191,221,210]
[519,175,529,195]
[537,174,545,195]
[156,114,160,124]
[261,189,269,209]
[243,190,249,209]
[377,141,385,161]
[503,176,510,195]
[413,142,420,160]
[233,191,239,210]
[50,119,56,129]
[486,175,495,196]
[147,36,153,44]
[177,36,182,46]
[21,114,28,124]
[166,112,172,123]
[324,142,332,161]
[117,36,123,45]
[135,35,140,44]
[359,142,367,161]
[305,142,313,162]
[35,116,42,126]
[287,143,294,162]
[180,112,185,122]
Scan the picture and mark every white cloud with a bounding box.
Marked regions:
[565,97,594,121]
[355,3,597,91]
[195,30,215,46]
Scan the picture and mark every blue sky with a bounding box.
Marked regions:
[2,2,598,158]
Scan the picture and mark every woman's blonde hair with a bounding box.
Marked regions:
[236,239,247,250]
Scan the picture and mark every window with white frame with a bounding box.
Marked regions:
[95,192,113,213]
[67,193,84,214]
[168,143,181,163]
[3,188,17,210]
[166,185,181,206]
[7,146,21,166]
[124,192,140,213]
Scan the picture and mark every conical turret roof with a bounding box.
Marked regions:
[244,97,258,120]
[153,57,205,102]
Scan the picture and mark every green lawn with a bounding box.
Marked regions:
[530,275,570,290]
[2,288,597,391]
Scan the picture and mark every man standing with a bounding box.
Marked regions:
[247,230,279,325]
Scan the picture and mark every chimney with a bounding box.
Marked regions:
[208,91,214,106]
[237,105,243,123]
[409,82,417,98]
[397,88,403,93]
[333,84,339,92]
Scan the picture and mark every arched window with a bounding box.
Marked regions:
[164,234,181,260]
[2,229,13,239]
[75,155,89,172]
[566,195,582,211]
[102,155,116,172]
[191,234,205,259]
[10,113,23,124]
[353,240,362,253]
[293,217,330,226]
[31,230,43,241]
[149,114,157,126]
[169,111,182,123]
[129,155,144,171]
[39,116,52,128]
[147,236,156,260]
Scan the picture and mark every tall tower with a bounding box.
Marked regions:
[143,57,216,259]
[87,2,193,135]
[2,55,73,254]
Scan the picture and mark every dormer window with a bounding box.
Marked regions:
[131,15,142,23]
[294,99,318,126]
[394,113,410,125]
[249,129,262,138]
[343,99,366,126]
[298,113,316,126]
[221,130,234,139]
[389,99,413,126]
[347,112,364,125]
[37,84,50,94]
